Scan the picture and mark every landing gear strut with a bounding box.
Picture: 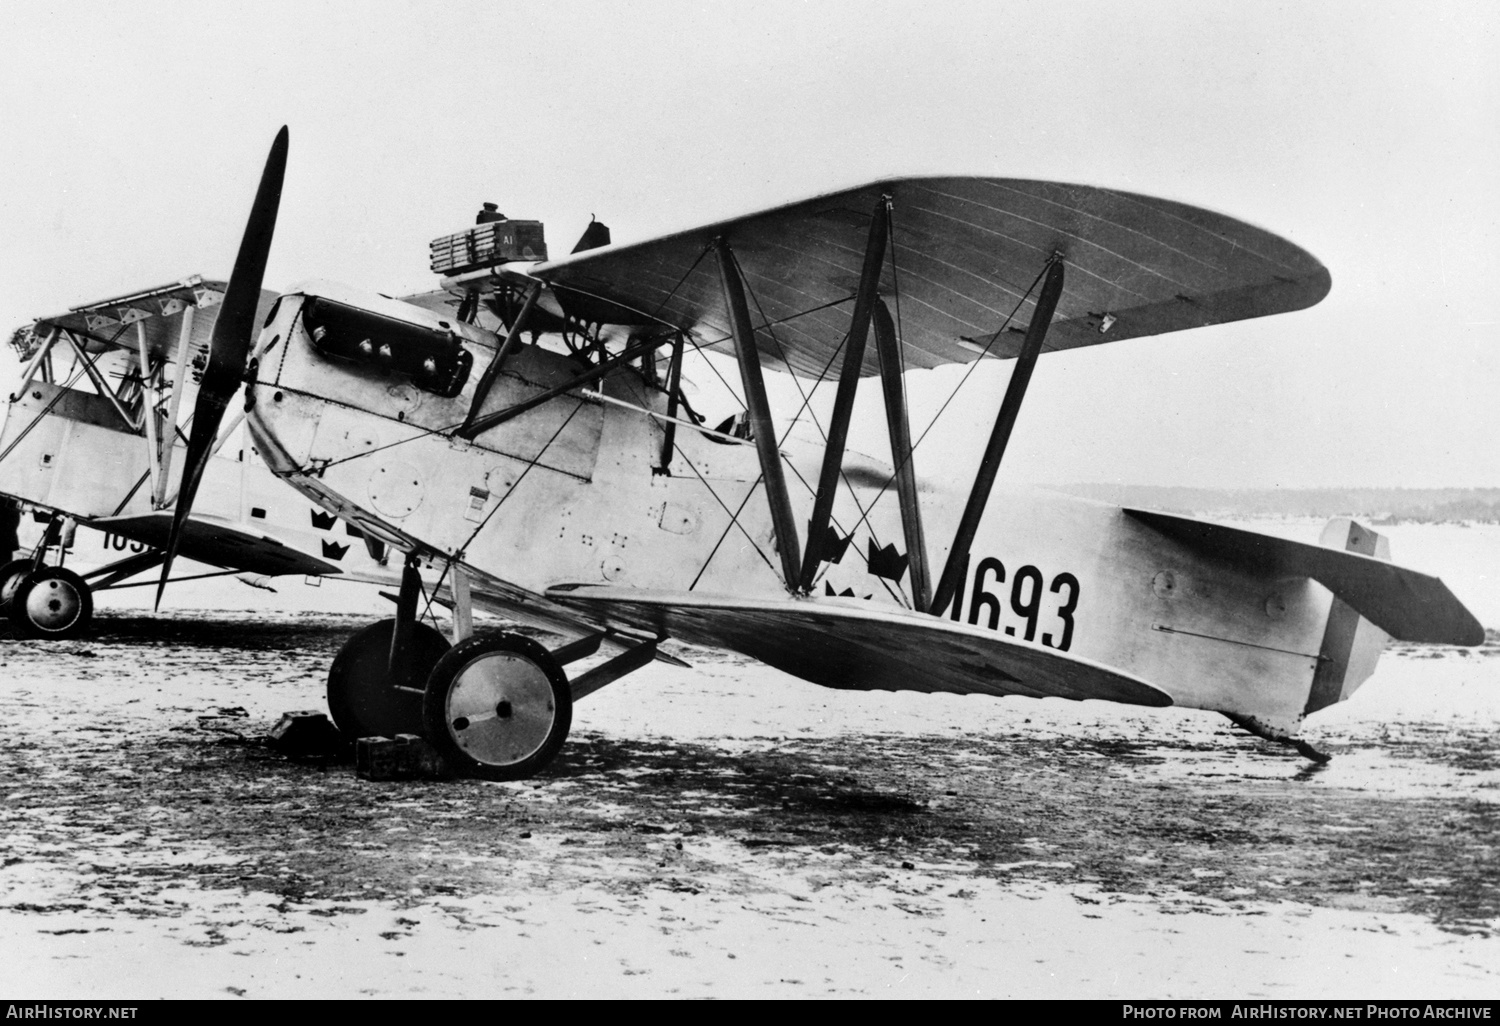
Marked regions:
[326,554,663,779]
[3,517,93,639]
[327,617,451,739]
[326,556,449,739]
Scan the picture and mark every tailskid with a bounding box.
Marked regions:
[1224,712,1332,764]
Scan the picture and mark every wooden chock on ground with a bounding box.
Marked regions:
[267,710,345,759]
[356,733,453,781]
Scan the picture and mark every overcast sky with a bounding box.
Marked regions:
[2,0,1495,489]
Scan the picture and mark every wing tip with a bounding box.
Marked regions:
[1139,686,1177,709]
[1295,264,1333,312]
[1446,610,1487,648]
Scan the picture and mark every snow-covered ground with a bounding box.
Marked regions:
[0,517,1496,998]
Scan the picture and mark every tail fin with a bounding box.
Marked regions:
[1304,518,1391,715]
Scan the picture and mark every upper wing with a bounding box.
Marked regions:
[397,285,572,338]
[395,288,465,320]
[22,278,278,363]
[91,511,341,577]
[524,177,1330,377]
[1124,509,1484,645]
[547,585,1172,707]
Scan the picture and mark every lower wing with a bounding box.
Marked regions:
[90,511,342,577]
[546,585,1172,707]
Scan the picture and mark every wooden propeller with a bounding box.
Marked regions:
[155,126,288,609]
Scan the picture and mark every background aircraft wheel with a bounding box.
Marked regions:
[9,566,92,639]
[0,559,35,615]
[422,633,572,781]
[327,617,451,740]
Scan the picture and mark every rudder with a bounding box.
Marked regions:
[1304,518,1391,715]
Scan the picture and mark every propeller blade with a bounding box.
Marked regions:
[155,126,288,610]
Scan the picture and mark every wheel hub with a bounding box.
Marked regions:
[26,577,81,630]
[446,652,556,767]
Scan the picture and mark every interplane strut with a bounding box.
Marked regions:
[871,298,931,611]
[134,323,164,505]
[155,304,197,507]
[713,238,802,592]
[799,196,888,591]
[930,259,1066,618]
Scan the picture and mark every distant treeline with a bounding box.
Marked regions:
[1055,486,1500,524]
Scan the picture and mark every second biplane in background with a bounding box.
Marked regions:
[0,278,399,637]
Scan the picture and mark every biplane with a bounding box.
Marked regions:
[155,128,1480,777]
[0,278,401,637]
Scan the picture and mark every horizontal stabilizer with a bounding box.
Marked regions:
[1124,509,1484,646]
[547,585,1173,707]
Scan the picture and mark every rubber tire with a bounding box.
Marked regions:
[9,566,93,639]
[327,617,451,740]
[422,632,572,781]
[0,559,35,615]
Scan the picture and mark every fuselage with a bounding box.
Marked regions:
[247,283,1367,737]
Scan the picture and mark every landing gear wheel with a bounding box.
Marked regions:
[0,559,35,615]
[9,566,92,639]
[327,617,451,740]
[422,633,572,781]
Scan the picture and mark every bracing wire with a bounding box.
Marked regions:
[676,455,780,590]
[841,257,1053,541]
[648,244,712,322]
[730,248,829,445]
[418,399,587,623]
[724,247,894,571]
